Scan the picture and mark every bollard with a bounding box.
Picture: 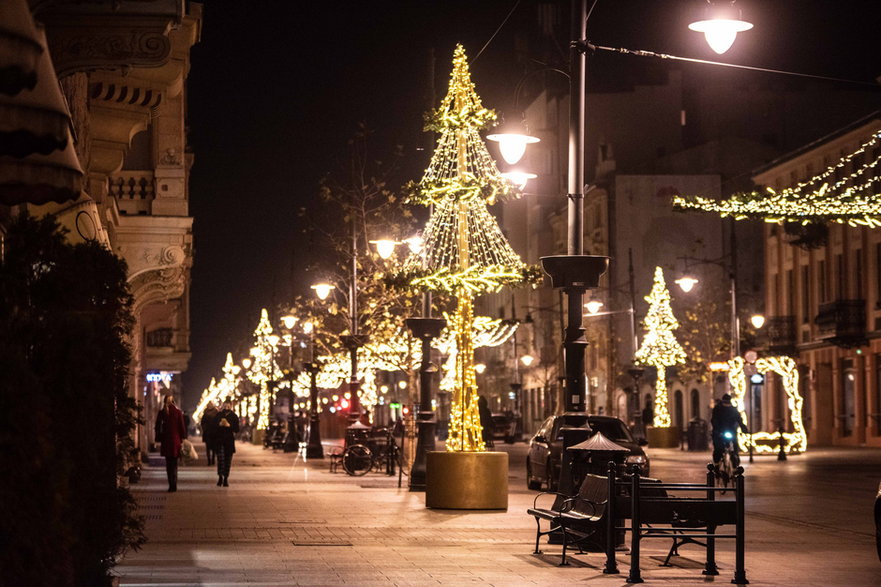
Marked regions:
[732,466,748,584]
[627,465,644,584]
[603,462,619,575]
[702,463,719,575]
[777,427,787,462]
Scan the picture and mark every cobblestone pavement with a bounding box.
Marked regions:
[116,439,881,586]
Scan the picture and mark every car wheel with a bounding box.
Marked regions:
[526,459,541,490]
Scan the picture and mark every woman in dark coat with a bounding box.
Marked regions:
[154,394,188,492]
[200,403,219,466]
[214,400,240,487]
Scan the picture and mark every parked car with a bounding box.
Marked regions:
[491,413,518,444]
[875,481,881,561]
[526,413,649,490]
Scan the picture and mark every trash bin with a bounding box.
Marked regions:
[687,418,708,451]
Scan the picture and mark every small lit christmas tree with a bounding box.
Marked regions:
[402,45,538,452]
[634,267,686,427]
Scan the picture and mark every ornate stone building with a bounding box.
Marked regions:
[4,0,201,452]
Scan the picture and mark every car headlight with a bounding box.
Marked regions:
[625,455,647,466]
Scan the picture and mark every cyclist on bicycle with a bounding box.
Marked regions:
[711,394,748,467]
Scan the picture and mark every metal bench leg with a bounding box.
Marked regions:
[559,525,570,566]
[533,517,542,555]
[662,536,680,566]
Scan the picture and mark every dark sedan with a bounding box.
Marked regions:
[526,413,649,490]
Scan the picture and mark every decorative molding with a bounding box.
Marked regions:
[90,80,163,108]
[130,264,186,314]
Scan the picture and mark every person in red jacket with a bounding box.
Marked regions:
[155,394,188,492]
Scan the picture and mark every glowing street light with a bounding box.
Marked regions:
[501,170,537,190]
[369,238,400,260]
[281,314,297,329]
[486,132,540,165]
[750,314,766,329]
[584,299,604,315]
[688,0,753,55]
[311,282,335,301]
[520,354,535,368]
[674,276,699,293]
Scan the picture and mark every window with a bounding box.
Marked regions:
[690,389,701,420]
[786,269,795,315]
[801,266,810,323]
[836,253,845,300]
[818,259,827,303]
[841,359,855,437]
[855,249,864,298]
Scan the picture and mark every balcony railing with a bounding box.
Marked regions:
[108,171,155,215]
[146,328,173,348]
[766,315,797,356]
[815,299,867,348]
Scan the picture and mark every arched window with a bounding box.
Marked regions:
[674,390,684,428]
[691,389,701,420]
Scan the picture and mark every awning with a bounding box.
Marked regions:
[0,23,82,205]
[0,0,42,96]
[568,431,630,452]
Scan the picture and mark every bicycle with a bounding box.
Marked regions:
[715,430,738,493]
[342,428,408,485]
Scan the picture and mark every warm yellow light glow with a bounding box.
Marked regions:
[281,314,297,329]
[727,356,807,453]
[585,299,604,314]
[343,391,351,399]
[486,132,540,165]
[404,236,424,255]
[501,170,537,190]
[332,394,339,401]
[380,385,389,393]
[241,358,252,369]
[750,314,766,329]
[689,18,752,54]
[370,239,399,259]
[520,354,535,367]
[709,361,730,372]
[311,282,335,300]
[675,276,699,293]
[268,334,280,347]
[302,321,313,334]
[474,362,486,374]
[635,267,686,428]
[398,380,407,389]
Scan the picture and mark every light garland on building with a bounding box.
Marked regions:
[672,130,881,226]
[193,353,240,421]
[634,267,686,428]
[726,356,807,454]
[400,45,537,452]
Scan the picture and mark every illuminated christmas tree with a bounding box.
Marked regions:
[634,267,686,427]
[402,45,537,452]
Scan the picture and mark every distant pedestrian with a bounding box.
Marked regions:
[154,394,187,492]
[478,395,494,448]
[200,403,219,466]
[214,400,240,487]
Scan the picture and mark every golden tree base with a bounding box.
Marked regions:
[425,451,508,510]
[646,426,681,448]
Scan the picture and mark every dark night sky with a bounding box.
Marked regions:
[182,0,881,408]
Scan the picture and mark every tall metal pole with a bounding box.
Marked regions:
[305,361,323,459]
[562,0,588,412]
[342,221,364,423]
[729,219,739,359]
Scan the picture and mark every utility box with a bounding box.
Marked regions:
[687,419,709,451]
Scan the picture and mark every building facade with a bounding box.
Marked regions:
[11,0,201,453]
[753,112,881,448]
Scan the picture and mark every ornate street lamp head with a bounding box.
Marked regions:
[311,282,335,301]
[688,1,753,55]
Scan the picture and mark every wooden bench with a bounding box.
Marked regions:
[527,473,609,565]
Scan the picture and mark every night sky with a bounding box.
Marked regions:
[183,0,881,408]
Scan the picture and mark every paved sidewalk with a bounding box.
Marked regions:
[116,440,881,586]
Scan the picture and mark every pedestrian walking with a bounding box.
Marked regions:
[214,399,240,487]
[478,395,494,448]
[154,394,187,492]
[200,402,219,466]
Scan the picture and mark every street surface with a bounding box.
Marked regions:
[116,438,881,586]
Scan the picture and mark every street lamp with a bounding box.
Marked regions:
[486,130,540,165]
[688,0,753,55]
[311,282,335,301]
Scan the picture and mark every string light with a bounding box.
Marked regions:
[634,267,686,428]
[727,356,807,453]
[398,45,537,452]
[673,131,881,226]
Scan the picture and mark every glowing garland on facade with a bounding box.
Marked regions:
[401,45,536,452]
[634,267,686,428]
[672,131,881,226]
[727,356,807,454]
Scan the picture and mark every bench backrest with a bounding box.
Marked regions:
[571,473,609,517]
[640,498,737,527]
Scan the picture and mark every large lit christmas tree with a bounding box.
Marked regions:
[402,45,537,452]
[634,266,686,427]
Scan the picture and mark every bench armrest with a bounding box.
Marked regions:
[532,491,570,510]
[563,495,608,516]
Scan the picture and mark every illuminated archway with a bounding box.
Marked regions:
[727,356,807,454]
